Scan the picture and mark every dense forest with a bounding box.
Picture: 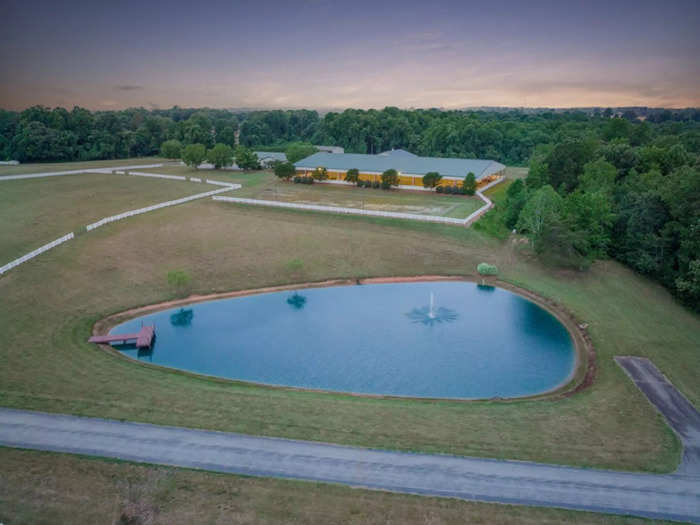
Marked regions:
[1,105,698,309]
[2,105,699,165]
[478,124,699,310]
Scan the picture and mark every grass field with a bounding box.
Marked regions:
[0,448,674,525]
[0,173,208,263]
[1,160,698,521]
[139,164,484,218]
[0,157,164,176]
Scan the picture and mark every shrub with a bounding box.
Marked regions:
[463,172,477,195]
[477,263,499,276]
[436,185,444,193]
[293,176,301,183]
[167,269,191,297]
[422,171,442,188]
[372,180,380,189]
[381,168,399,189]
[312,167,328,181]
[345,168,360,185]
[274,161,296,180]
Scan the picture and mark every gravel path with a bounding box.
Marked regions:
[1,407,698,522]
[616,356,700,476]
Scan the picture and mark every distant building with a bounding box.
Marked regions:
[313,145,344,154]
[255,151,287,167]
[294,149,505,189]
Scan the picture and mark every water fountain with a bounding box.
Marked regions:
[406,292,458,325]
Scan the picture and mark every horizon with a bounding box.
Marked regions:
[2,0,699,111]
[3,103,700,113]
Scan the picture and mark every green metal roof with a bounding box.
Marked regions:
[255,151,287,162]
[295,151,504,180]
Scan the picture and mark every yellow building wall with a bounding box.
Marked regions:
[295,168,505,189]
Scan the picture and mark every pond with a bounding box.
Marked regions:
[110,281,576,399]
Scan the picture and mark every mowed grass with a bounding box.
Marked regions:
[0,173,214,263]
[0,156,164,176]
[139,164,484,218]
[1,176,697,473]
[0,448,674,525]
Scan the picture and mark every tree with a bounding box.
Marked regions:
[235,146,260,170]
[463,172,477,195]
[160,139,182,159]
[579,158,617,194]
[285,142,317,163]
[422,171,442,188]
[503,179,529,230]
[516,185,564,241]
[381,168,399,189]
[602,118,630,141]
[207,143,234,169]
[545,140,597,194]
[564,190,615,258]
[274,161,296,181]
[312,166,328,181]
[181,143,207,169]
[345,168,360,185]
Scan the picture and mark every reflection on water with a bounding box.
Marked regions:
[137,346,154,361]
[170,308,194,327]
[287,293,307,310]
[405,305,459,325]
[477,284,496,292]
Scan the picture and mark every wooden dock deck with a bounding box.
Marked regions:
[88,325,155,349]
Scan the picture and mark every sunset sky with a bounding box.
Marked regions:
[1,0,699,110]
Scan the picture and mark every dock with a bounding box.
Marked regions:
[88,325,155,349]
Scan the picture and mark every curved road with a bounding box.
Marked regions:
[1,407,699,522]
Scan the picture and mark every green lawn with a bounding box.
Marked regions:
[1,160,698,522]
[139,165,485,218]
[0,173,210,263]
[0,448,672,525]
[0,157,165,176]
[1,176,696,473]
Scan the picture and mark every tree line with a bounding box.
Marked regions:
[479,130,699,310]
[3,105,699,166]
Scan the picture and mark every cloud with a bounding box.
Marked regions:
[114,85,144,91]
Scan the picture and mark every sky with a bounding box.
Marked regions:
[1,0,699,111]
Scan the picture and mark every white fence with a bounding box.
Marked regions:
[0,233,74,275]
[212,196,468,225]
[127,171,187,181]
[214,176,506,227]
[0,167,240,277]
[205,179,238,187]
[463,176,505,225]
[86,186,239,231]
[0,164,164,181]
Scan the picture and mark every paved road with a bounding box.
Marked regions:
[1,408,698,522]
[616,356,700,476]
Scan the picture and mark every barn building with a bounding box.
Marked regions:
[293,149,505,189]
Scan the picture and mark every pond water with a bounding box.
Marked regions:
[111,281,575,399]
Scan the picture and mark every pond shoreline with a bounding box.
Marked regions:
[92,275,594,402]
